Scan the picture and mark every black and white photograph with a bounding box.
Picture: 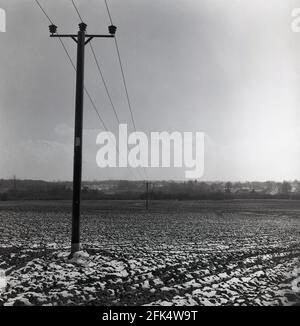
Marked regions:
[0,0,300,313]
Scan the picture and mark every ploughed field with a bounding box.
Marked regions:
[0,200,299,306]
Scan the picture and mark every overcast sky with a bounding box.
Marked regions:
[0,0,300,181]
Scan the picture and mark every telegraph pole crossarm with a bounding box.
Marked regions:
[49,22,117,257]
[49,23,116,40]
[50,34,114,40]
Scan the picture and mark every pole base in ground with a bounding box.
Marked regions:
[70,243,81,258]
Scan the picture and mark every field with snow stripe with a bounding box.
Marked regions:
[0,200,299,306]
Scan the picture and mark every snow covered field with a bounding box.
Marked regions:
[0,200,299,306]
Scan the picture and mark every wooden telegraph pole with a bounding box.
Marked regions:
[13,175,17,192]
[49,22,117,256]
[146,181,149,210]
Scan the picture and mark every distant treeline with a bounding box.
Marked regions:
[140,191,300,201]
[0,179,299,201]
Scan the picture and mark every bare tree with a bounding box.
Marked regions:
[280,181,292,195]
[225,182,232,194]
